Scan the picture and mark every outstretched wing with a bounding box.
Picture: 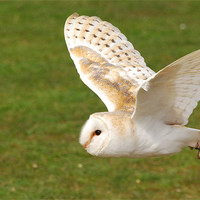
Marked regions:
[64,13,154,112]
[133,50,200,126]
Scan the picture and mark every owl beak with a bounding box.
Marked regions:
[83,133,95,149]
[83,143,88,149]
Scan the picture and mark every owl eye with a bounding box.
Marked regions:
[95,130,102,136]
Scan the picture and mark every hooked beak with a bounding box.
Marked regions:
[83,132,95,150]
[83,143,88,149]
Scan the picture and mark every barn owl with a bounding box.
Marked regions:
[64,13,200,159]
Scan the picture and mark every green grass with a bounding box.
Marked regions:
[0,1,200,199]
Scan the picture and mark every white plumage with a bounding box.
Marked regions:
[64,13,200,159]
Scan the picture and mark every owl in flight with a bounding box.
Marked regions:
[64,13,200,159]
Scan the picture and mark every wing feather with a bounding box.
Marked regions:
[133,50,200,125]
[64,13,154,111]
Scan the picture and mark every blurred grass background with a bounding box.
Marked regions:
[0,1,200,199]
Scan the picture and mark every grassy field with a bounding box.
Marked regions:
[0,1,200,199]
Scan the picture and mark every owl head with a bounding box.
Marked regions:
[79,111,135,157]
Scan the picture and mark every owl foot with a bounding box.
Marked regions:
[194,142,200,159]
[188,142,200,159]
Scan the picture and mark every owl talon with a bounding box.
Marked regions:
[194,142,200,159]
[189,143,200,159]
[195,142,200,150]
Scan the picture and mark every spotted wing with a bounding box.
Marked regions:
[133,50,200,125]
[64,13,155,112]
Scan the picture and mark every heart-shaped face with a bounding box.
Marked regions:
[79,112,135,157]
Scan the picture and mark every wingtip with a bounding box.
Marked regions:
[64,12,80,37]
[64,12,79,27]
[70,12,79,18]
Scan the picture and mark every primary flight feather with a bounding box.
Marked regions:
[64,13,200,159]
